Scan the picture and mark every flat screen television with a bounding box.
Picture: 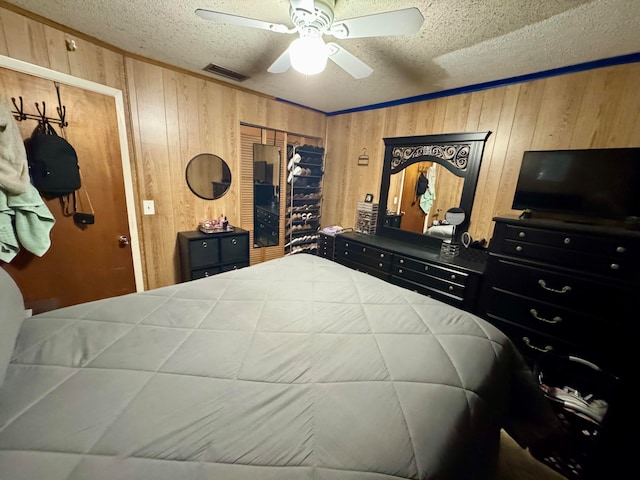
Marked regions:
[512,148,640,223]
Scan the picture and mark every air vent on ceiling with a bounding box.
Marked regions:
[202,63,249,82]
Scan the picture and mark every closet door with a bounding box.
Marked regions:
[0,67,136,313]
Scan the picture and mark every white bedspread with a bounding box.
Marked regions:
[0,254,557,480]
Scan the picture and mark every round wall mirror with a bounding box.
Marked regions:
[185,153,232,200]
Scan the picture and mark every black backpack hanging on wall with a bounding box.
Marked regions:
[26,120,81,198]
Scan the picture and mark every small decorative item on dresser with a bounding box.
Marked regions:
[198,217,232,234]
[439,207,466,258]
[440,239,461,258]
[355,201,378,234]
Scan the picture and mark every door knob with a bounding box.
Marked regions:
[119,235,130,246]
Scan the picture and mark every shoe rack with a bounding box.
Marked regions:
[285,144,325,255]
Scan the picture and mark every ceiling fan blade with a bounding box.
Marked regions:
[267,47,292,73]
[329,7,424,39]
[327,43,373,79]
[195,8,292,33]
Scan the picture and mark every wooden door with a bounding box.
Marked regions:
[0,67,135,313]
[399,162,431,234]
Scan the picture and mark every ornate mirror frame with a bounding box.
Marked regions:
[377,131,491,247]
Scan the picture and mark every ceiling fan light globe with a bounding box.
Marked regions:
[289,37,328,75]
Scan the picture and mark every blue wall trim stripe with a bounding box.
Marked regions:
[275,52,640,117]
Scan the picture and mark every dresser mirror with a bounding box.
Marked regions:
[185,153,232,200]
[253,143,282,247]
[377,131,491,247]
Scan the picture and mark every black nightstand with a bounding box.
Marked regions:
[177,228,249,281]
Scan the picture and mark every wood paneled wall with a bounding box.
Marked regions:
[3,2,639,291]
[324,62,640,244]
[0,4,326,290]
[125,59,325,287]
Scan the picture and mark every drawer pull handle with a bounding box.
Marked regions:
[610,263,620,270]
[204,271,210,277]
[202,241,207,248]
[398,269,403,274]
[529,309,562,324]
[564,237,571,244]
[232,238,237,245]
[399,259,404,264]
[515,246,523,252]
[518,231,526,238]
[272,232,277,236]
[362,247,366,252]
[424,265,429,271]
[522,337,553,353]
[380,253,384,258]
[616,246,626,253]
[538,279,571,294]
[345,242,349,247]
[345,252,349,255]
[378,262,383,267]
[448,286,454,291]
[450,274,456,280]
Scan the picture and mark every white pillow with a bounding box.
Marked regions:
[0,268,24,386]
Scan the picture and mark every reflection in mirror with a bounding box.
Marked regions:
[185,153,232,200]
[386,161,464,240]
[253,144,281,247]
[378,132,491,247]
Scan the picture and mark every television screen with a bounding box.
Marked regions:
[512,148,640,221]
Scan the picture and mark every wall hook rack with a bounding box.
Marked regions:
[11,82,68,128]
[358,148,369,166]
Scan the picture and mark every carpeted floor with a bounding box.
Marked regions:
[495,430,567,480]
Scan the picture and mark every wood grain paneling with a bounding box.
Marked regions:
[325,62,640,244]
[0,4,326,290]
[2,3,638,293]
[125,58,326,287]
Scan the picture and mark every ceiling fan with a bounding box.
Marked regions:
[195,0,424,78]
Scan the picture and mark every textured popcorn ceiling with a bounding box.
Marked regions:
[5,0,640,113]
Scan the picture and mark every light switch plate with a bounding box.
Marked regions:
[143,200,155,215]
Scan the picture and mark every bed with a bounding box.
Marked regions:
[425,224,454,240]
[0,254,558,480]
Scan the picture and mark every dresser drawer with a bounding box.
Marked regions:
[392,276,463,308]
[256,208,279,225]
[255,223,279,239]
[483,287,619,346]
[393,255,469,286]
[335,249,391,272]
[503,224,639,258]
[188,237,220,268]
[501,239,635,280]
[335,238,390,261]
[335,238,391,272]
[338,257,390,281]
[487,316,622,376]
[487,257,631,317]
[221,234,249,262]
[221,261,250,272]
[191,266,222,280]
[318,234,335,248]
[391,265,465,298]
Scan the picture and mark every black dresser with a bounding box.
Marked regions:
[321,231,487,312]
[254,204,280,247]
[478,215,639,479]
[177,228,249,282]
